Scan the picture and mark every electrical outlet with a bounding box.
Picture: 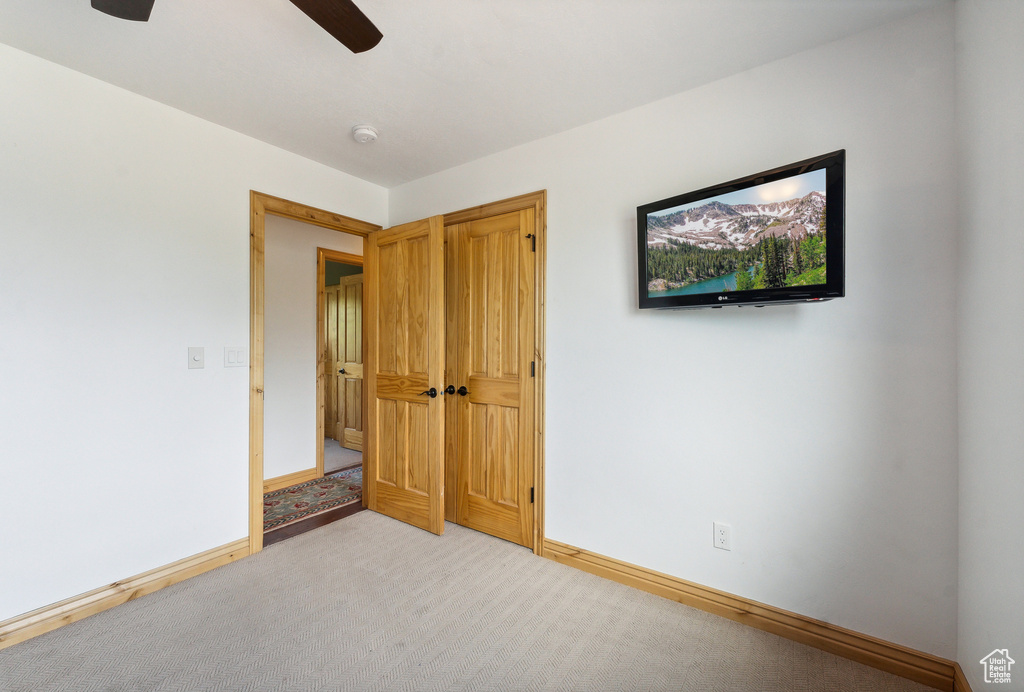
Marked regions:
[713,522,732,551]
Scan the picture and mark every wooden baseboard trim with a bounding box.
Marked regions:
[953,662,974,692]
[263,467,319,493]
[0,538,249,651]
[543,539,956,692]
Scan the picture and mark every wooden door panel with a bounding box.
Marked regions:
[376,373,430,401]
[468,213,522,379]
[453,209,535,547]
[465,403,519,502]
[342,377,363,450]
[406,235,430,374]
[461,402,522,542]
[377,241,399,374]
[339,275,363,451]
[324,284,342,441]
[406,402,430,493]
[375,483,431,527]
[377,398,398,485]
[467,376,519,406]
[374,399,431,493]
[342,279,362,363]
[365,216,445,535]
[341,362,364,378]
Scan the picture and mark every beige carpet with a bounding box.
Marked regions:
[0,512,935,691]
[324,437,362,474]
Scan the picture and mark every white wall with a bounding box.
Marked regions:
[956,1,1024,688]
[264,216,363,480]
[0,43,387,622]
[391,6,959,657]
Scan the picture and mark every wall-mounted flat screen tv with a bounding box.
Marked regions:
[637,150,845,310]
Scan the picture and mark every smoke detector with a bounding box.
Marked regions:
[352,125,378,144]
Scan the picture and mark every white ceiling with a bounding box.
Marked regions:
[0,0,944,187]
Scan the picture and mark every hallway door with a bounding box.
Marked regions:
[335,273,364,451]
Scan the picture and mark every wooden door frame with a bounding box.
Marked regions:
[249,191,380,554]
[316,248,364,479]
[442,190,547,556]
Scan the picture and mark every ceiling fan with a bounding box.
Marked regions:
[90,0,383,54]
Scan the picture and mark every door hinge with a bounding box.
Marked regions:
[525,233,536,252]
[531,361,535,377]
[530,487,535,503]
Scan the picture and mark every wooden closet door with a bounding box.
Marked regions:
[364,216,446,535]
[450,209,535,547]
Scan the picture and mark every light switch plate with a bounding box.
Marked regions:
[224,347,247,367]
[188,347,204,369]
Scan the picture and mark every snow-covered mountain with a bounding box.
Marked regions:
[647,191,825,251]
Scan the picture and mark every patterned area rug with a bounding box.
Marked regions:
[263,467,362,533]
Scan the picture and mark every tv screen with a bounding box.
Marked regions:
[637,150,845,310]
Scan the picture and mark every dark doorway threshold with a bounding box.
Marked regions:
[263,501,366,547]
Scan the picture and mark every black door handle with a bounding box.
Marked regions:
[444,385,456,395]
[457,386,468,396]
[339,368,346,374]
[420,387,438,398]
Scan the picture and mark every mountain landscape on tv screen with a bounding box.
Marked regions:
[646,191,827,296]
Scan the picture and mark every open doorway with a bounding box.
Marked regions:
[260,232,369,546]
[261,223,369,546]
[250,192,381,553]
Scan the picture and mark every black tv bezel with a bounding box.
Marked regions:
[637,149,845,310]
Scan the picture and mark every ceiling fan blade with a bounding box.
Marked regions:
[288,0,383,54]
[91,0,156,22]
